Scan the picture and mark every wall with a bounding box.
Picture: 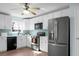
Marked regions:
[68,4,76,56]
[69,4,79,56]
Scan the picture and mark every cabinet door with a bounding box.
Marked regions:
[29,19,35,30]
[0,36,7,52]
[21,36,27,47]
[43,17,48,29]
[25,20,30,30]
[4,15,12,29]
[26,36,31,48]
[0,14,12,29]
[0,14,4,29]
[17,36,25,48]
[17,36,22,48]
[40,36,48,52]
[17,36,27,48]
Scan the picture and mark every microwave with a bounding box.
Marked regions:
[35,23,43,29]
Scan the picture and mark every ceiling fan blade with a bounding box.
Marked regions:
[30,8,40,10]
[29,5,40,10]
[28,9,36,15]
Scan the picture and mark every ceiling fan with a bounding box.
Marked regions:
[11,3,40,15]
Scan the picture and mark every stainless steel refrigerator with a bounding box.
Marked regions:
[48,16,70,56]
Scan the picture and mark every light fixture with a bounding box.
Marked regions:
[23,10,30,14]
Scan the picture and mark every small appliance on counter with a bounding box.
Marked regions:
[37,32,45,36]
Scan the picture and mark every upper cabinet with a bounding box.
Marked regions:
[0,14,12,29]
[25,19,30,30]
[4,15,12,29]
[0,14,5,29]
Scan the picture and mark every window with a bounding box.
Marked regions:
[12,20,25,33]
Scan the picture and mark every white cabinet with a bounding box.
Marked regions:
[40,36,48,52]
[17,36,32,49]
[4,15,12,29]
[25,20,30,30]
[42,16,48,29]
[29,18,36,30]
[0,36,7,52]
[0,14,5,29]
[0,14,12,29]
[17,36,27,48]
[26,35,32,48]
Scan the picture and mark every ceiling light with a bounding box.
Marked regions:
[23,10,30,14]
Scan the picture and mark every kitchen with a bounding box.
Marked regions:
[0,3,79,56]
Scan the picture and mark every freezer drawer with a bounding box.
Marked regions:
[48,43,68,56]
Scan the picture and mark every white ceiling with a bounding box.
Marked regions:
[0,3,69,18]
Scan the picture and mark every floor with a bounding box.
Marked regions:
[0,48,48,56]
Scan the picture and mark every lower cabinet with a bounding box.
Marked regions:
[17,36,32,48]
[17,36,27,48]
[40,36,48,52]
[26,36,32,48]
[0,36,7,52]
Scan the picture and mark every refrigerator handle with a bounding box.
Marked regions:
[53,33,54,40]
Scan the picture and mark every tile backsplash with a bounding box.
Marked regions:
[0,29,11,36]
[0,29,48,36]
[23,29,48,36]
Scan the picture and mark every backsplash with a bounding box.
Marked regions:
[23,29,48,36]
[0,29,48,36]
[0,29,11,36]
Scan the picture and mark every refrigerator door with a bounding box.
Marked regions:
[53,19,58,42]
[48,19,55,42]
[48,43,68,56]
[54,17,70,44]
